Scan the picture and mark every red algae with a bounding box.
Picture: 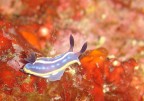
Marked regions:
[36,79,47,94]
[0,28,48,100]
[0,21,48,99]
[80,48,137,100]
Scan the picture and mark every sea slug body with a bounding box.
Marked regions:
[22,35,87,81]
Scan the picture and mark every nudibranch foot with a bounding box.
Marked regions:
[44,70,65,81]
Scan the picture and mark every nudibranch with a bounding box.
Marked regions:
[22,35,87,81]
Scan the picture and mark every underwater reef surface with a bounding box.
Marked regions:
[0,0,144,101]
[0,25,138,100]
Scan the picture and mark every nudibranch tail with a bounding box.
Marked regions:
[69,35,74,52]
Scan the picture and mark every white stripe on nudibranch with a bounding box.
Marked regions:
[34,52,73,64]
[52,71,59,75]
